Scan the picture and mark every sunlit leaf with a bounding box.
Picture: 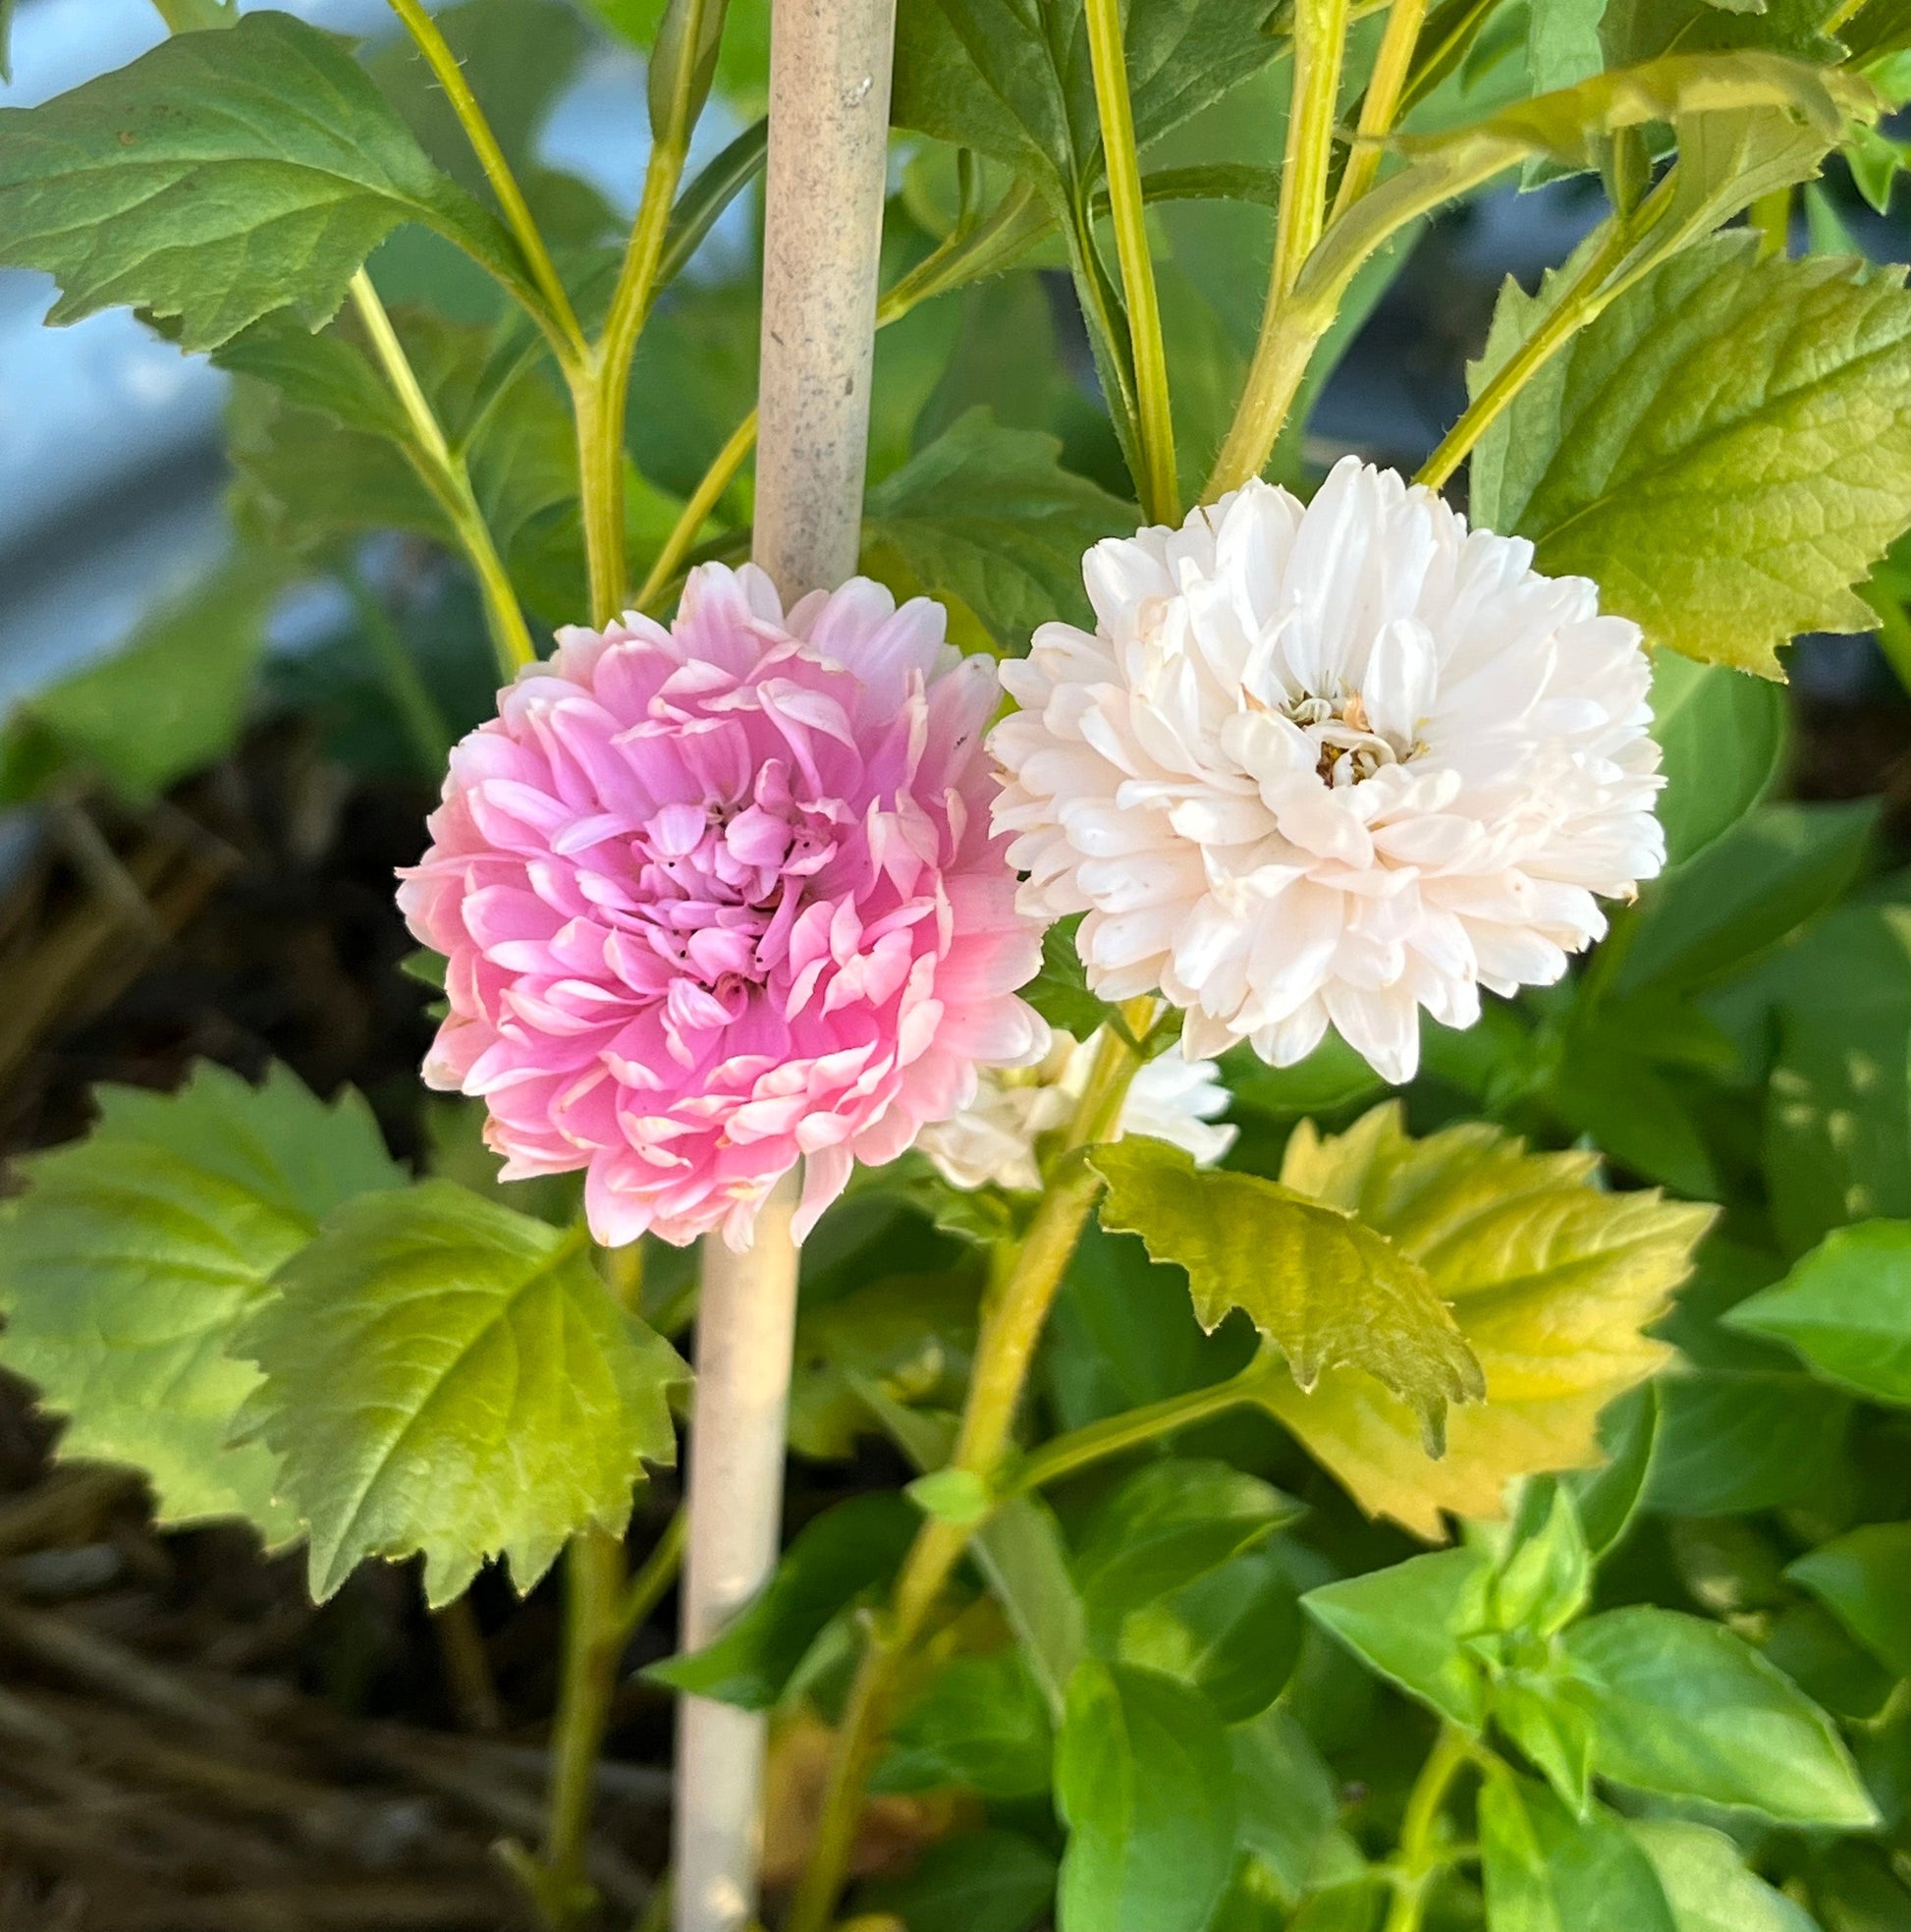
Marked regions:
[239,1182,686,1604]
[1728,1220,1911,1405]
[0,1063,401,1539]
[1253,1105,1712,1536]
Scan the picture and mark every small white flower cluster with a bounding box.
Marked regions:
[916,1028,1236,1193]
[990,459,1665,1086]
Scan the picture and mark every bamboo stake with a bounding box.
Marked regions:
[672,5,898,1928]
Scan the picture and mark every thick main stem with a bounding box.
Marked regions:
[673,8,898,1929]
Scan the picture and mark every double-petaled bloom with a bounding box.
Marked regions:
[403,564,1047,1248]
[990,459,1665,1084]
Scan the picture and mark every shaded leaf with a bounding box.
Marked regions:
[1788,1523,1911,1680]
[862,410,1134,653]
[973,1495,1089,1716]
[0,13,530,351]
[1056,1660,1237,1932]
[239,1183,685,1604]
[1118,1546,1303,1722]
[1092,1138,1483,1456]
[1480,1770,1678,1932]
[647,1492,917,1708]
[1728,1221,1911,1405]
[875,1651,1054,1798]
[1252,1105,1711,1536]
[859,1827,1057,1932]
[1649,649,1788,867]
[0,1063,400,1538]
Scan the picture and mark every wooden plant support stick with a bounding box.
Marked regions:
[672,4,898,1928]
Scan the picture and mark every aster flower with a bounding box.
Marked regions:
[915,1028,1236,1193]
[401,564,1048,1249]
[989,459,1665,1084]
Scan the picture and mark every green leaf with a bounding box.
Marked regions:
[1569,1384,1659,1557]
[1530,0,1611,95]
[1649,1239,1854,1516]
[1495,1483,1593,1638]
[1616,800,1875,996]
[1069,1458,1299,1634]
[859,1827,1058,1932]
[973,1495,1090,1716]
[1056,1660,1238,1932]
[1629,1821,1820,1932]
[1566,1605,1878,1825]
[891,0,1283,194]
[1220,1032,1391,1123]
[1762,905,1911,1252]
[1303,1547,1496,1730]
[1728,1222,1911,1405]
[0,553,282,805]
[1649,650,1788,867]
[1788,1523,1911,1681]
[0,1063,401,1539]
[909,1466,996,1527]
[874,1651,1054,1798]
[1483,233,1911,677]
[1118,1546,1303,1722]
[1480,1770,1678,1932]
[647,1492,917,1708]
[1229,1706,1366,1905]
[238,1183,686,1604]
[0,12,532,352]
[861,410,1134,654]
[1021,914,1120,1044]
[1091,1139,1484,1455]
[1238,1106,1709,1535]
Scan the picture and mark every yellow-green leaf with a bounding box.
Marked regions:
[1091,1139,1484,1455]
[1256,1105,1714,1537]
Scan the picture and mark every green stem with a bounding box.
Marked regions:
[1206,0,1351,494]
[384,0,587,366]
[615,1508,686,1645]
[539,1528,629,1929]
[348,271,535,675]
[635,409,758,613]
[1414,206,1635,494]
[580,0,717,626]
[1013,1354,1273,1493]
[1332,0,1430,217]
[784,1020,1149,1932]
[1383,1727,1475,1932]
[1085,0,1178,524]
[1273,0,1353,299]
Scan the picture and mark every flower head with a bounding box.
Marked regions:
[990,459,1664,1084]
[916,1028,1236,1193]
[402,564,1047,1248]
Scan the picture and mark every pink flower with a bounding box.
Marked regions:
[401,564,1047,1248]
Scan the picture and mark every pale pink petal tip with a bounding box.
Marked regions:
[404,563,1046,1247]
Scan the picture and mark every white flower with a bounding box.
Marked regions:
[989,459,1664,1085]
[916,1028,1236,1192]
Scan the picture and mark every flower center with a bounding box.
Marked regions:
[1285,691,1417,789]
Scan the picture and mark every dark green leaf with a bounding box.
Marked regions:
[1567,1605,1878,1825]
[1022,914,1119,1043]
[1729,1222,1911,1405]
[1480,1770,1678,1932]
[860,1827,1058,1932]
[1093,1139,1484,1454]
[1649,649,1788,867]
[1070,1458,1298,1632]
[1219,1033,1390,1123]
[973,1495,1089,1714]
[0,12,532,351]
[0,1063,400,1538]
[1302,1547,1495,1729]
[239,1183,686,1604]
[1617,801,1875,995]
[648,1492,917,1708]
[1789,1523,1911,1679]
[1056,1660,1238,1932]
[1117,1546,1302,1722]
[1229,1706,1366,1904]
[1569,1384,1659,1557]
[875,1651,1054,1797]
[862,409,1134,654]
